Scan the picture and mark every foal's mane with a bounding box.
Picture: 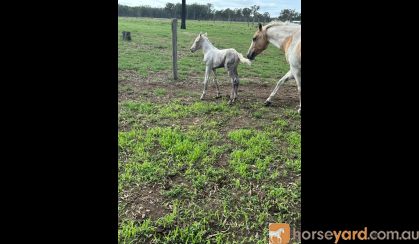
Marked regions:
[198,33,210,42]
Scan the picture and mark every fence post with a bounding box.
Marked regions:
[122,31,131,41]
[171,19,178,80]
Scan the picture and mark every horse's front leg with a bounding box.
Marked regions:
[264,70,293,106]
[200,66,211,100]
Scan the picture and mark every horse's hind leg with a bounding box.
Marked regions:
[200,66,211,100]
[233,77,239,101]
[233,67,239,101]
[227,67,239,105]
[264,70,293,106]
[212,69,221,98]
[229,77,239,105]
[293,68,301,113]
[228,76,235,105]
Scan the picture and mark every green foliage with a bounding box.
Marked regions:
[118,17,289,81]
[118,3,291,23]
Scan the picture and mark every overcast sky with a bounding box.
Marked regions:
[118,0,301,17]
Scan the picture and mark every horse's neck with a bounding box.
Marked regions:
[202,39,217,54]
[267,25,300,50]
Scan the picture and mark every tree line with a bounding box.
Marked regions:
[118,3,301,24]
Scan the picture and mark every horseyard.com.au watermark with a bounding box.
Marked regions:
[269,223,419,244]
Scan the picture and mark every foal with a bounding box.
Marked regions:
[190,32,251,104]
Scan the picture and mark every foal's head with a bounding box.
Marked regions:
[246,23,269,60]
[190,32,207,52]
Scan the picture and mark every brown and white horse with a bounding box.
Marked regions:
[247,21,301,113]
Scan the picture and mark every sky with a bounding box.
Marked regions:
[118,0,301,18]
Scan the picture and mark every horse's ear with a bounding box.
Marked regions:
[258,23,262,31]
[203,32,207,36]
[199,32,202,36]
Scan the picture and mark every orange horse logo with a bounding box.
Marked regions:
[269,223,290,244]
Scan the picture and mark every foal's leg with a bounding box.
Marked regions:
[264,70,293,106]
[292,67,301,113]
[212,69,221,98]
[227,67,237,105]
[228,75,235,105]
[200,66,211,100]
[232,67,239,101]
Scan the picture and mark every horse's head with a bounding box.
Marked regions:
[246,23,269,60]
[190,32,207,53]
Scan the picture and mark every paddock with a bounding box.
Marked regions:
[118,17,301,243]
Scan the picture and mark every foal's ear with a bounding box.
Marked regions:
[203,32,207,36]
[258,23,262,31]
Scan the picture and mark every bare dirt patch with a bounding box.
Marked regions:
[118,70,299,107]
[119,184,169,222]
[118,70,300,134]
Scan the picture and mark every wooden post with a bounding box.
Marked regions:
[171,19,178,80]
[122,31,131,41]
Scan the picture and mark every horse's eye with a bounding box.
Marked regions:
[253,37,257,41]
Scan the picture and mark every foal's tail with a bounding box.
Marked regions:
[237,53,252,66]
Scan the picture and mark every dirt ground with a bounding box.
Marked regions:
[118,70,299,108]
[118,70,301,237]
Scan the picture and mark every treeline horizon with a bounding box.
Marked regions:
[118,3,301,24]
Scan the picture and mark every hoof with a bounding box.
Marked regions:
[264,100,272,106]
[200,95,205,100]
[214,94,222,99]
[228,99,234,105]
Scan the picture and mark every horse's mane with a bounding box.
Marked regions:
[265,21,299,30]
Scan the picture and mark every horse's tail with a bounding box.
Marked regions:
[237,52,252,66]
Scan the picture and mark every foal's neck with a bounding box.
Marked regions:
[201,38,217,54]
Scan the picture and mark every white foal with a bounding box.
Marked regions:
[190,32,252,104]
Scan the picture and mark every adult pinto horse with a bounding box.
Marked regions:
[247,21,301,113]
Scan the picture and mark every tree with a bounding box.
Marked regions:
[224,8,234,22]
[214,10,222,21]
[242,7,251,26]
[254,12,263,23]
[278,9,301,22]
[181,0,186,29]
[263,12,270,23]
[206,3,213,20]
[165,3,175,18]
[189,3,197,19]
[251,5,260,25]
[117,4,279,23]
[234,8,242,22]
[174,3,182,18]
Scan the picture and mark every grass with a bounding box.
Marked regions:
[119,17,301,243]
[118,17,288,83]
